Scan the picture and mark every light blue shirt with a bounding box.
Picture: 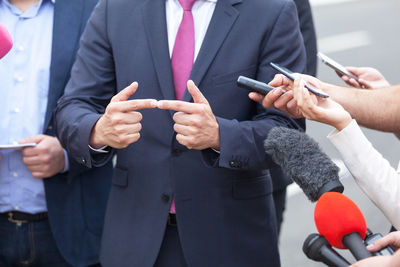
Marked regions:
[0,0,57,214]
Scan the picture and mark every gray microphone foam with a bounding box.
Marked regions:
[264,127,342,202]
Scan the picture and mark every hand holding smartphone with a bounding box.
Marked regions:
[269,62,329,98]
[317,52,359,82]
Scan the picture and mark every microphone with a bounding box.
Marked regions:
[264,127,344,202]
[0,24,13,59]
[303,233,350,267]
[314,192,372,260]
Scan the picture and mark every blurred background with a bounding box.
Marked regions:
[280,0,400,265]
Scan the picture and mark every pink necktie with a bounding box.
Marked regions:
[170,0,196,214]
[171,0,196,100]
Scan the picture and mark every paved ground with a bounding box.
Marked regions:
[279,0,400,266]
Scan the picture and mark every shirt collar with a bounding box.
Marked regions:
[2,0,54,17]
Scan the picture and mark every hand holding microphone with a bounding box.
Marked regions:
[0,23,13,59]
[350,231,400,267]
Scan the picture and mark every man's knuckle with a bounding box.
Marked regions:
[200,105,208,114]
[134,112,143,121]
[112,115,125,125]
[115,126,125,135]
[43,156,51,164]
[107,103,117,113]
[133,133,141,142]
[136,123,142,132]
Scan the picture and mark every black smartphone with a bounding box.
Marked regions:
[237,76,284,95]
[269,62,329,98]
[317,52,359,81]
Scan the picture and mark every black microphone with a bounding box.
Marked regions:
[264,127,344,202]
[303,233,350,267]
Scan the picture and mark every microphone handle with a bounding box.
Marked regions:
[342,232,372,260]
[320,246,350,267]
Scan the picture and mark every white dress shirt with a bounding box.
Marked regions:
[166,0,217,61]
[328,119,400,229]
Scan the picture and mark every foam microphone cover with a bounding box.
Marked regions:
[264,127,342,202]
[0,24,13,59]
[314,192,367,249]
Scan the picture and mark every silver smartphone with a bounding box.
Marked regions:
[317,52,359,81]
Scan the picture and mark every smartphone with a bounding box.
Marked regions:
[364,232,395,256]
[317,52,359,81]
[269,62,329,98]
[237,76,284,95]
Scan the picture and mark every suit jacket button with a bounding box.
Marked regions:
[47,125,53,130]
[229,160,236,168]
[161,194,170,202]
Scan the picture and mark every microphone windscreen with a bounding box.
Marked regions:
[0,24,13,59]
[314,192,366,249]
[264,127,341,202]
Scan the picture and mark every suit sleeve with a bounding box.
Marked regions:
[213,0,307,170]
[55,0,115,168]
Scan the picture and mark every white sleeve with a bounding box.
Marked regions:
[328,119,400,229]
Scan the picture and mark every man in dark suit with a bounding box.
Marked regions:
[0,0,111,266]
[55,0,306,266]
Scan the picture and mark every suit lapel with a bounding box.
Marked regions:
[142,0,176,102]
[44,0,84,132]
[182,0,241,102]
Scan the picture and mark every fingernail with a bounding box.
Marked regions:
[150,100,158,107]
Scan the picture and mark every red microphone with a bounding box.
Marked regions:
[0,24,13,59]
[314,192,372,260]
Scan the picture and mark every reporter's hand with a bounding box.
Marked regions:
[89,82,158,149]
[248,74,325,119]
[350,249,400,267]
[366,231,400,252]
[19,135,65,178]
[157,80,220,150]
[340,66,390,89]
[293,77,352,131]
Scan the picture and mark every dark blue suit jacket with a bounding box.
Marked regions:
[55,0,306,266]
[44,0,111,266]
